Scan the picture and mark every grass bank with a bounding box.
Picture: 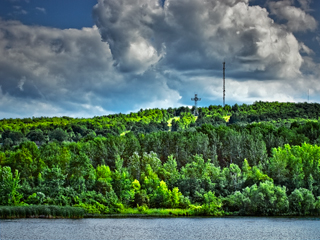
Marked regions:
[85,205,225,218]
[0,205,227,219]
[0,205,86,219]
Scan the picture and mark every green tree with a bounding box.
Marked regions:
[95,165,113,195]
[0,166,22,205]
[39,166,66,199]
[225,181,289,215]
[127,152,142,181]
[49,128,68,142]
[222,163,245,193]
[159,155,179,185]
[27,129,46,143]
[289,188,315,215]
[7,142,44,180]
[242,159,272,187]
[268,145,290,186]
[201,191,223,216]
[112,155,134,206]
[68,152,95,191]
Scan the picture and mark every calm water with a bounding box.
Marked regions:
[1,217,320,240]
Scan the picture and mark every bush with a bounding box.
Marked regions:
[289,188,315,215]
[224,181,289,216]
[74,202,109,214]
[0,205,86,219]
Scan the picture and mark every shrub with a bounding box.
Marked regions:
[289,188,315,215]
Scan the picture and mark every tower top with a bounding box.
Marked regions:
[223,62,226,107]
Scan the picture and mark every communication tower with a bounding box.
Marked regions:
[223,62,226,107]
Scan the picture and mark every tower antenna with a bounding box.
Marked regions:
[223,61,226,107]
[191,93,201,116]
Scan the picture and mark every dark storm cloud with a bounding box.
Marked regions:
[0,0,320,118]
[92,0,320,105]
[0,18,182,118]
[0,20,118,117]
[93,0,305,80]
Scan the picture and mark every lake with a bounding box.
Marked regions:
[1,217,320,240]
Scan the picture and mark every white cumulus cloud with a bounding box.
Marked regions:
[0,0,319,118]
[268,0,317,32]
[94,0,305,79]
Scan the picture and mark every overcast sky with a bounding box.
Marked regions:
[0,0,320,119]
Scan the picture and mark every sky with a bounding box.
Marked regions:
[0,0,320,119]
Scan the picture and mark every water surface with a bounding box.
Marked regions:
[1,217,320,240]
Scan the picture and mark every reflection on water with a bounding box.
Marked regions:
[1,217,320,240]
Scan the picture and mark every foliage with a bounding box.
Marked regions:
[224,181,289,216]
[0,166,23,205]
[0,205,85,218]
[1,102,320,216]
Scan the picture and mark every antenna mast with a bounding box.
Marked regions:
[191,93,201,116]
[223,62,226,107]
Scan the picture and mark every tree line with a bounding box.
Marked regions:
[1,101,320,216]
[1,102,319,148]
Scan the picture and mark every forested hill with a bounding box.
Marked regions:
[1,101,320,145]
[1,101,320,217]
